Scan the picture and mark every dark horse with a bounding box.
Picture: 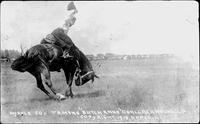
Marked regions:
[11,43,99,100]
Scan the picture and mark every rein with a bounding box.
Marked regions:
[81,71,94,79]
[74,59,94,86]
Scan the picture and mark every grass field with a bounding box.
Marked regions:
[1,57,199,123]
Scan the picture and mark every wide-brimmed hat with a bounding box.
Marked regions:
[67,2,77,11]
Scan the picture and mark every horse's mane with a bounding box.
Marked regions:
[24,44,49,61]
[68,45,93,73]
[78,50,93,70]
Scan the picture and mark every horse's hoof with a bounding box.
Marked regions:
[56,93,66,100]
[69,93,74,98]
[65,91,70,97]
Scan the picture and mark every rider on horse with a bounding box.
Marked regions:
[41,1,78,63]
[41,2,82,80]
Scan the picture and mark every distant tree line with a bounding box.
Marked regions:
[0,50,21,62]
[0,49,174,63]
[86,53,174,61]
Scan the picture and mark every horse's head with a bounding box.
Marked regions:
[75,70,99,86]
[66,45,99,86]
[11,55,30,72]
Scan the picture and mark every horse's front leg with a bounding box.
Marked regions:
[28,69,51,98]
[41,63,66,100]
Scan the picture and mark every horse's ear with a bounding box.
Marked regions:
[94,73,99,79]
[91,73,99,83]
[91,77,94,83]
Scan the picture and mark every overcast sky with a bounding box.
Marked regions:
[1,1,199,57]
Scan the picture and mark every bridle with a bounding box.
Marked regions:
[73,60,94,86]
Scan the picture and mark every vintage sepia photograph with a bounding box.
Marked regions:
[1,1,199,123]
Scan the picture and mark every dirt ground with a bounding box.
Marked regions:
[1,57,199,123]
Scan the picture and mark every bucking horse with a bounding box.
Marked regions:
[11,42,99,100]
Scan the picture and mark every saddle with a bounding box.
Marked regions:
[40,29,81,72]
[41,40,74,66]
